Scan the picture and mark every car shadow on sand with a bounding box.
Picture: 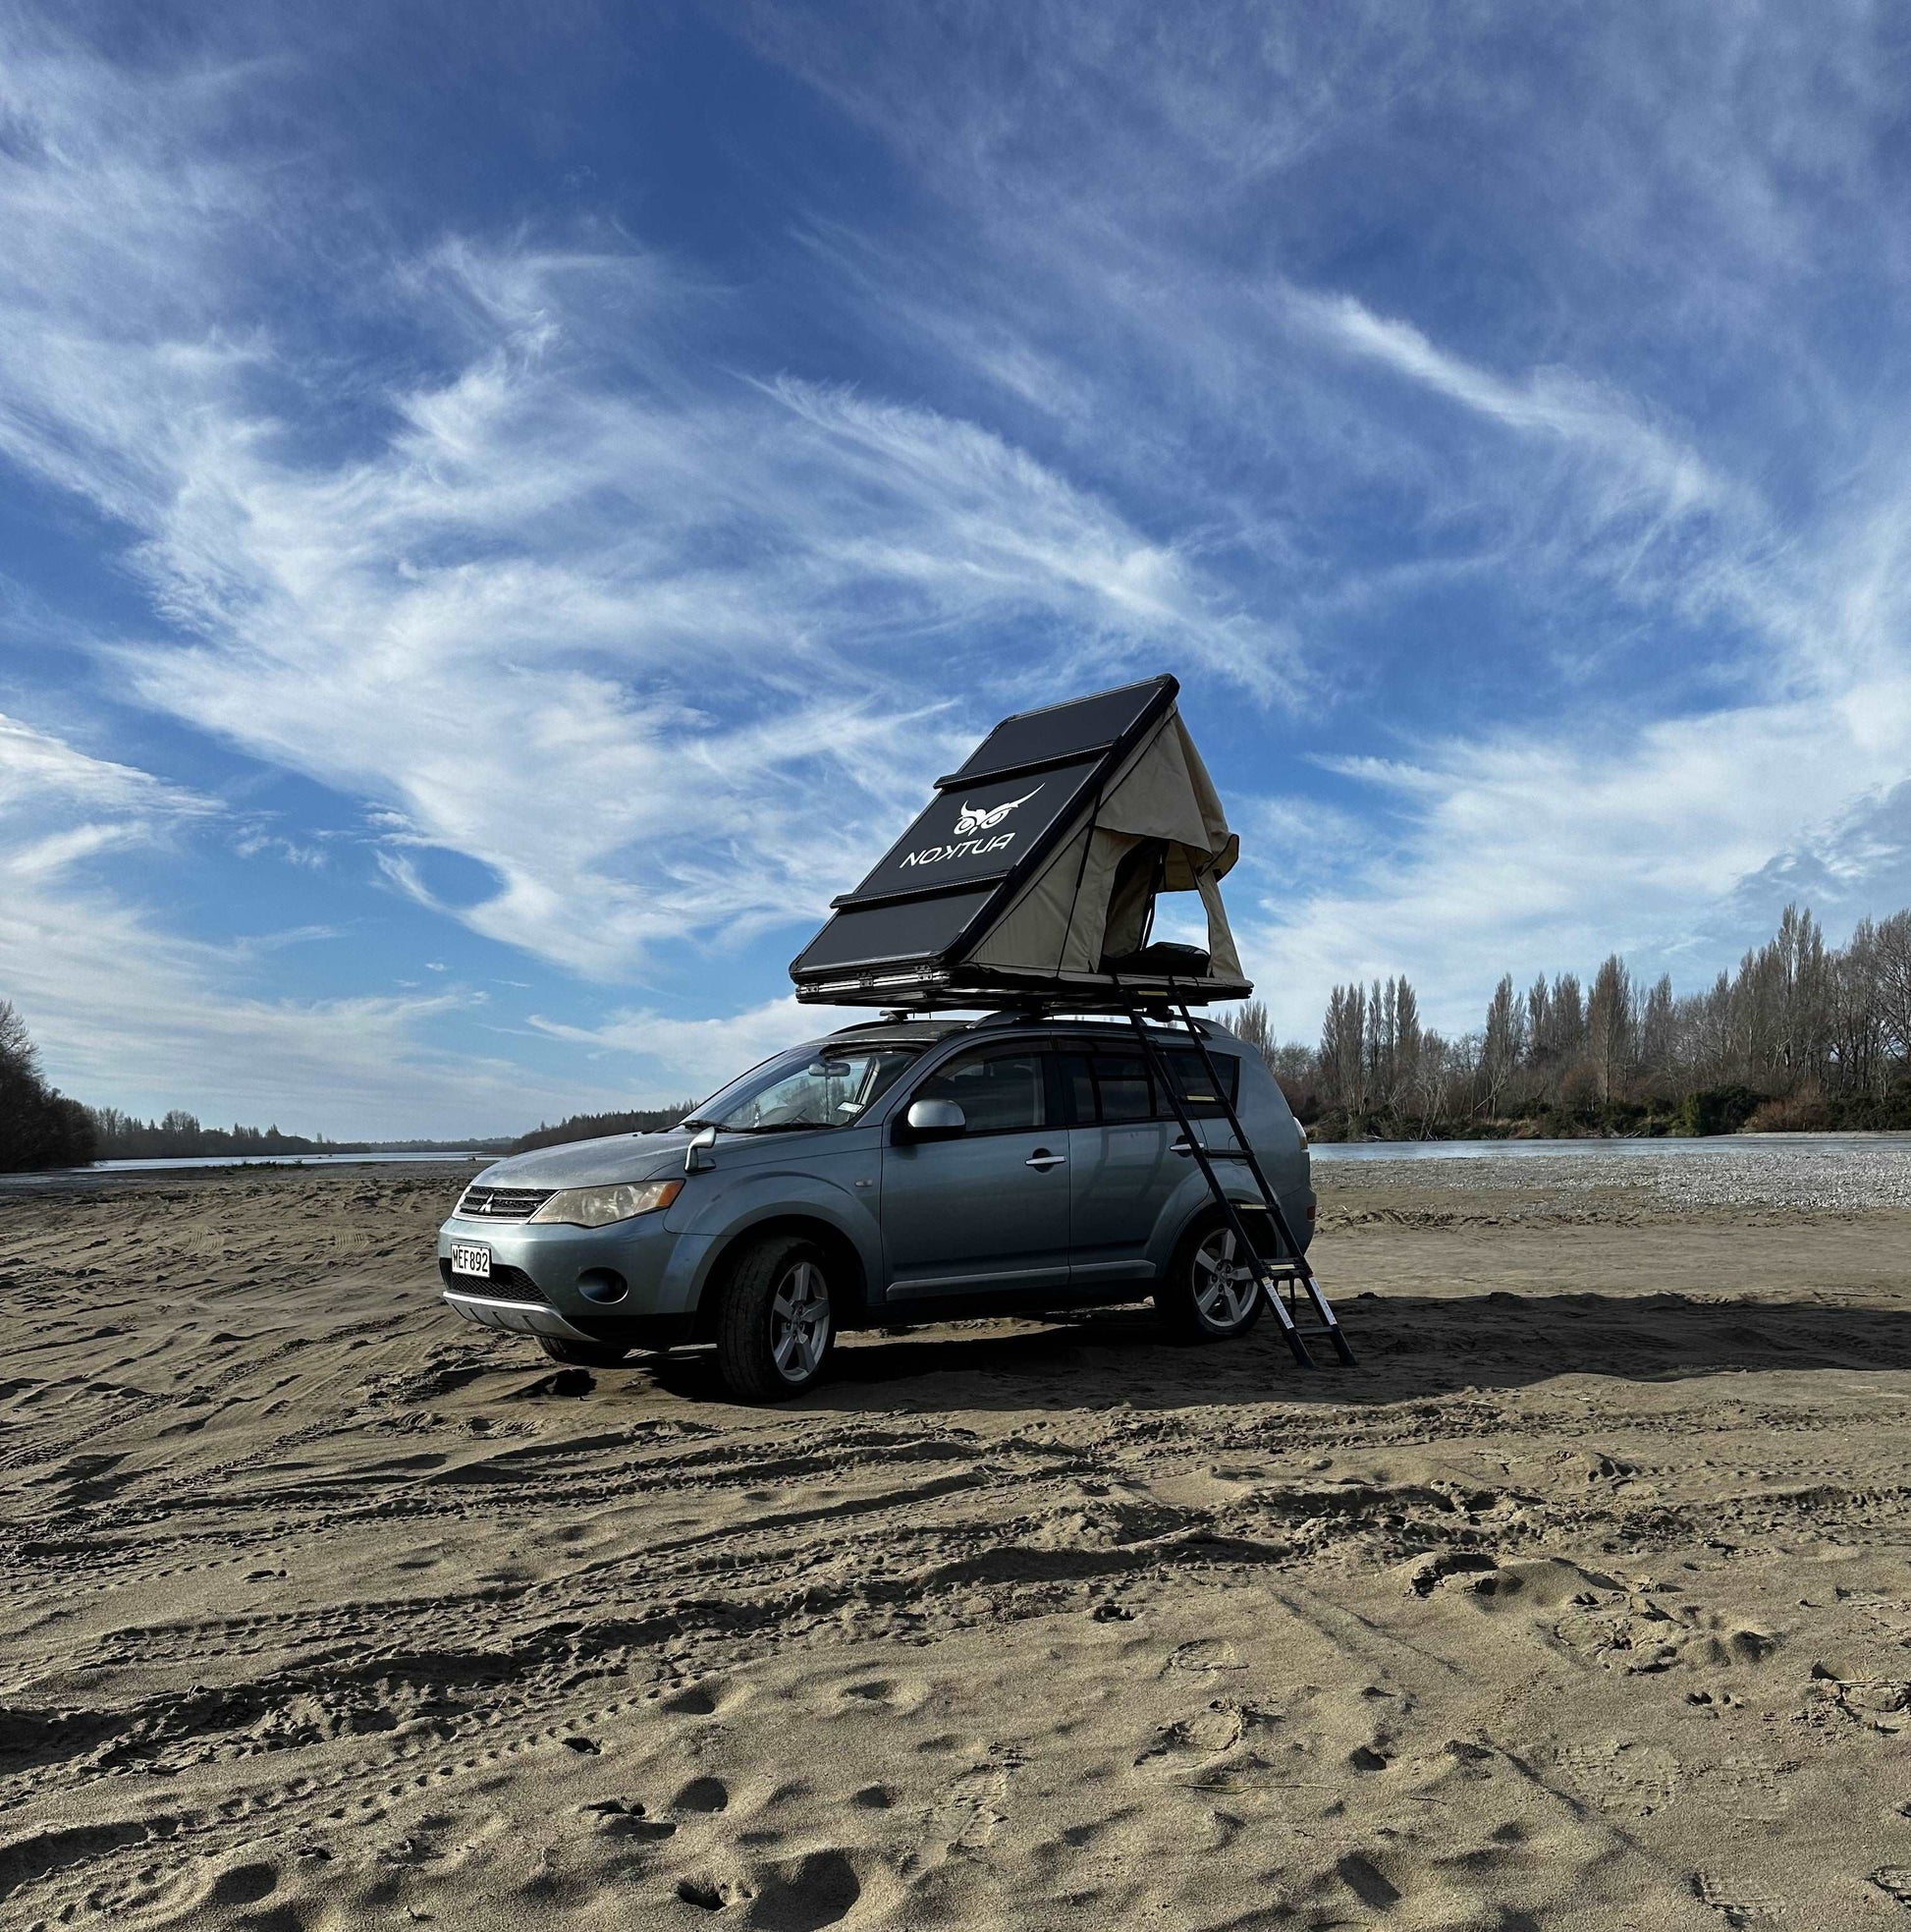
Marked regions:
[633,1289,1911,1412]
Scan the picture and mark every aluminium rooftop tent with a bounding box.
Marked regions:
[790,674,1354,1368]
[790,675,1251,1009]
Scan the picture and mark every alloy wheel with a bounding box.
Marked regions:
[769,1259,832,1382]
[1191,1228,1258,1329]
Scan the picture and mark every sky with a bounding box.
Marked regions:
[2,1,1910,1137]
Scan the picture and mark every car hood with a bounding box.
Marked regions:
[471,1125,844,1189]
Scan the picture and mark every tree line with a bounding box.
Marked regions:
[1229,902,1911,1140]
[0,1000,96,1170]
[0,1002,513,1172]
[9,897,1910,1170]
[508,1106,696,1154]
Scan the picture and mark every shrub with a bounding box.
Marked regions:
[1675,1084,1762,1136]
[1744,1093,1830,1132]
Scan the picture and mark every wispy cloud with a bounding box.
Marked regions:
[0,34,1290,998]
[0,713,212,821]
[526,992,874,1101]
[1282,289,1730,527]
[742,0,1911,1023]
[0,714,613,1132]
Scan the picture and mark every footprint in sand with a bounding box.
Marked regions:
[915,1758,1019,1862]
[1693,1869,1785,1924]
[1337,1852,1403,1910]
[1161,1638,1243,1678]
[676,1851,862,1929]
[742,1849,862,1930]
[660,1680,724,1716]
[1871,1869,1911,1908]
[1133,1702,1245,1776]
[1556,1739,1681,1816]
[206,1859,280,1905]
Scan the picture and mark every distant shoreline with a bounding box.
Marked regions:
[7,1131,1911,1194]
[0,1150,489,1191]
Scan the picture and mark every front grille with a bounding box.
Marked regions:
[440,1257,547,1302]
[456,1185,556,1222]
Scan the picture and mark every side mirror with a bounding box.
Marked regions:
[901,1098,966,1141]
[684,1124,718,1174]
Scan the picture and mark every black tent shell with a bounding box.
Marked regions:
[789,675,1252,1008]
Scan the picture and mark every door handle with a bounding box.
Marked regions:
[1025,1150,1066,1170]
[1172,1137,1194,1157]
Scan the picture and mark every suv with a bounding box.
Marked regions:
[437,1015,1314,1401]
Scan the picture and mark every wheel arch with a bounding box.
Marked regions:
[691,1214,871,1342]
[1165,1195,1277,1280]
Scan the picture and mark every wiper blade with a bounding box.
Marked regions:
[722,1121,831,1134]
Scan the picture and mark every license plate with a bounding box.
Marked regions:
[450,1242,491,1280]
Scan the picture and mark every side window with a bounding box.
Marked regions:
[1163,1048,1240,1118]
[1090,1050,1153,1124]
[914,1049,1047,1133]
[1057,1052,1098,1126]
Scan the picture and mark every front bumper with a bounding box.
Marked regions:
[436,1204,711,1345]
[441,1288,596,1342]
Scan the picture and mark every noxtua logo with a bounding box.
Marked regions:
[900,785,1043,870]
[954,786,1041,835]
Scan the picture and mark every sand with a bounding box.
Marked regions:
[4,1150,1911,1929]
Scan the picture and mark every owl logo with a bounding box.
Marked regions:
[954,786,1042,836]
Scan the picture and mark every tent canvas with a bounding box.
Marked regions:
[790,675,1252,1007]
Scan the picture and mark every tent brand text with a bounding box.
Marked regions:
[901,831,1017,868]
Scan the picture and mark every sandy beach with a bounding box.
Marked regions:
[5,1148,1911,1929]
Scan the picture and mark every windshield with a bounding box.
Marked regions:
[687,1045,923,1133]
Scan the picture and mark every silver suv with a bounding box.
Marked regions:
[436,1015,1314,1401]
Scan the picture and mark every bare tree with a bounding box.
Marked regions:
[0,999,36,1077]
[1481,972,1525,1117]
[1875,911,1911,1061]
[1320,982,1368,1123]
[1586,953,1635,1102]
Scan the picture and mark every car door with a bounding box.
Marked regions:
[880,1043,1071,1299]
[1061,1043,1185,1285]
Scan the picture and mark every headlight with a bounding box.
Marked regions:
[527,1180,682,1228]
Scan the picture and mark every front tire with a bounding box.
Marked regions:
[537,1334,629,1368]
[715,1236,836,1402]
[1156,1214,1267,1341]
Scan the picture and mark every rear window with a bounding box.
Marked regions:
[1165,1049,1239,1117]
[1058,1043,1240,1123]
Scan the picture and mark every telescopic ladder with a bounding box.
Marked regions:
[1122,999,1355,1369]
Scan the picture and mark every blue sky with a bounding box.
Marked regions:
[3,2,1910,1136]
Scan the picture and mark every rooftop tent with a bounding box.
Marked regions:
[790,675,1252,1007]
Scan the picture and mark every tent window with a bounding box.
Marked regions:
[912,1048,1047,1133]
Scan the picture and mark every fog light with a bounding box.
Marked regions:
[576,1269,628,1304]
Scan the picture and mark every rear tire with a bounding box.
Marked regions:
[537,1335,629,1368]
[1156,1213,1267,1342]
[715,1235,836,1402]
